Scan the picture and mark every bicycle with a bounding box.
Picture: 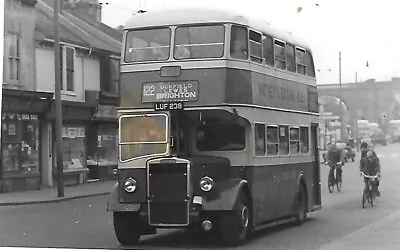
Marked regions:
[360,172,379,208]
[327,162,343,193]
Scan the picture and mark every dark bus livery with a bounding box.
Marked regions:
[107,8,322,246]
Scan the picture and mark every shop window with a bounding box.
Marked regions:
[90,124,118,164]
[61,126,86,169]
[1,113,40,174]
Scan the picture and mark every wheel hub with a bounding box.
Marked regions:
[241,206,249,228]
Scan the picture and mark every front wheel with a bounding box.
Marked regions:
[113,212,142,246]
[219,191,250,246]
[328,173,334,193]
[362,191,367,208]
[336,171,342,192]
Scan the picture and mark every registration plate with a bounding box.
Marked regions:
[154,102,184,111]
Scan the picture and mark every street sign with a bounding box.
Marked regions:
[320,115,340,120]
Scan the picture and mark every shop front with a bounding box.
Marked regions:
[0,89,53,193]
[87,104,118,180]
[47,101,96,186]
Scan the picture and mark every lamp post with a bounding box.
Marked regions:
[339,51,346,141]
[53,0,64,197]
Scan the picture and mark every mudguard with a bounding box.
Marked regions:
[202,178,248,211]
[106,183,141,212]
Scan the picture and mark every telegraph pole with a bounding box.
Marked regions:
[339,51,346,141]
[53,0,64,197]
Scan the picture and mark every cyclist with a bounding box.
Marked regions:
[360,148,381,197]
[327,143,344,185]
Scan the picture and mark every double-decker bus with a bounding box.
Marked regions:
[107,8,321,246]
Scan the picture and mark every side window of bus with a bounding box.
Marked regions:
[266,126,278,155]
[300,126,309,154]
[278,125,289,155]
[230,25,248,60]
[249,31,263,64]
[296,48,307,75]
[263,35,274,66]
[274,40,286,70]
[289,127,300,154]
[306,51,316,77]
[286,44,296,72]
[255,123,266,156]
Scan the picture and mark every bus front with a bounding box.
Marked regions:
[107,18,252,246]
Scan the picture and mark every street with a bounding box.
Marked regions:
[0,143,399,250]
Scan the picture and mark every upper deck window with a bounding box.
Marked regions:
[274,40,286,70]
[249,31,262,64]
[124,28,171,63]
[306,51,316,77]
[296,48,307,75]
[230,25,248,60]
[174,25,225,59]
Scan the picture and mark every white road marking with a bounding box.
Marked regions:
[390,153,400,157]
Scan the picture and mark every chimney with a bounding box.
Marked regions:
[62,0,102,24]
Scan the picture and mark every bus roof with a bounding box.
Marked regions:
[124,8,311,50]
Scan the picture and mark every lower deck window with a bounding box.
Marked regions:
[196,124,245,151]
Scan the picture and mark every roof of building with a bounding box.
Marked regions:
[35,0,121,54]
[124,8,310,50]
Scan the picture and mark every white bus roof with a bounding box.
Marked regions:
[124,8,311,50]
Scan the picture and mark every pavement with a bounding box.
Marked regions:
[0,180,115,206]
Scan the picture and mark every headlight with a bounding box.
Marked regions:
[200,176,214,192]
[124,177,137,193]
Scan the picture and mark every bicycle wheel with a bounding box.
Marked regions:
[362,191,367,208]
[328,175,334,193]
[336,172,342,192]
[369,188,375,207]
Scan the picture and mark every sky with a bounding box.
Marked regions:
[100,0,400,84]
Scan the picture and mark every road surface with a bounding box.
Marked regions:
[0,143,399,249]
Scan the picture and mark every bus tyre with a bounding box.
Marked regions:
[294,185,307,225]
[219,191,250,246]
[113,212,141,246]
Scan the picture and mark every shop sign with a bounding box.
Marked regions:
[2,113,38,120]
[94,105,117,119]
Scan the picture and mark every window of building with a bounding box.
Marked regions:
[279,125,289,155]
[290,127,300,154]
[4,34,20,82]
[286,44,296,72]
[300,126,309,154]
[274,40,286,70]
[263,35,274,66]
[110,58,120,94]
[174,25,225,59]
[266,125,279,155]
[91,124,118,164]
[306,50,316,77]
[61,46,75,92]
[255,123,266,156]
[61,126,86,169]
[1,113,40,174]
[124,28,171,62]
[296,48,307,75]
[230,25,248,60]
[196,124,245,151]
[249,30,262,64]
